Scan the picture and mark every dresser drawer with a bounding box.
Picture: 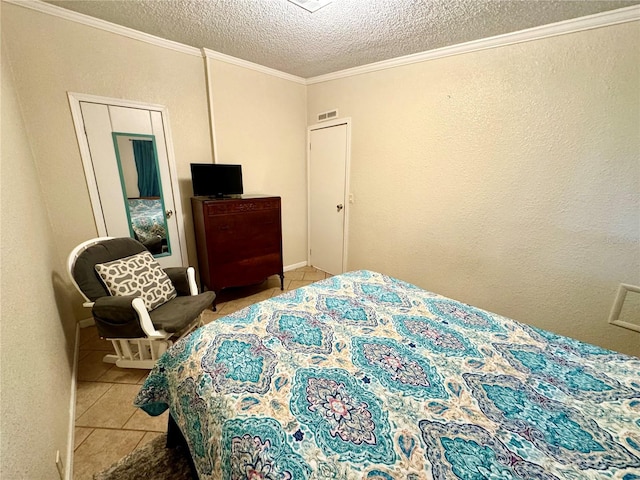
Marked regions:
[211,253,283,291]
[204,198,280,216]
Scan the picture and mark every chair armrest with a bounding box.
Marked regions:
[164,266,198,296]
[92,296,142,338]
[92,296,164,339]
[93,295,137,321]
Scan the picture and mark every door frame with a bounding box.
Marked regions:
[307,117,352,273]
[67,92,189,265]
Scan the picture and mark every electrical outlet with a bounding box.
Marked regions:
[55,450,64,480]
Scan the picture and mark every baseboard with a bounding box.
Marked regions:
[65,322,80,480]
[284,261,308,272]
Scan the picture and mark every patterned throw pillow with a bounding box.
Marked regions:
[94,251,177,311]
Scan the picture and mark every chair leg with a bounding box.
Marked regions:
[100,316,204,370]
[103,337,171,369]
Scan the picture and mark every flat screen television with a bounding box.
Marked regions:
[191,163,243,198]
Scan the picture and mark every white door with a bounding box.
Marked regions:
[308,121,350,275]
[71,95,186,268]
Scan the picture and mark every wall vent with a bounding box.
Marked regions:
[318,109,338,122]
[608,283,640,332]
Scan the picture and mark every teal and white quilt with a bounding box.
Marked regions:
[134,270,640,479]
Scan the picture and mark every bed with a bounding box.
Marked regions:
[134,270,640,479]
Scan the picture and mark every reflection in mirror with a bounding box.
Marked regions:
[112,133,171,257]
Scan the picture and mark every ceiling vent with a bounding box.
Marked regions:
[317,109,338,122]
[288,0,332,13]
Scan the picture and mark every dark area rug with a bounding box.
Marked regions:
[93,434,196,480]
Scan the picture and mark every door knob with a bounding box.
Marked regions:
[336,204,344,212]
[166,210,174,218]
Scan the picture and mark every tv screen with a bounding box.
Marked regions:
[191,163,243,198]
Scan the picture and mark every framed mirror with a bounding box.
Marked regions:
[112,132,172,257]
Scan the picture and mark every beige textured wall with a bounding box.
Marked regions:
[1,5,212,473]
[1,42,76,479]
[2,2,212,291]
[308,22,640,356]
[208,59,308,266]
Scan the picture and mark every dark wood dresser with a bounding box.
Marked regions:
[191,195,284,295]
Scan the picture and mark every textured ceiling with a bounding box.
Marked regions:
[46,0,640,78]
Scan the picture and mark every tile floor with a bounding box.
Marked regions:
[72,266,330,479]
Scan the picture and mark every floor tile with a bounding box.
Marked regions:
[123,408,168,432]
[79,335,115,352]
[245,289,276,304]
[202,312,227,325]
[75,382,111,419]
[284,269,305,281]
[221,291,272,314]
[74,427,93,450]
[218,300,241,315]
[212,301,231,316]
[78,349,92,362]
[269,287,288,298]
[75,383,140,429]
[77,351,112,382]
[201,309,218,322]
[137,372,152,385]
[73,428,144,480]
[288,280,314,290]
[264,275,285,288]
[303,270,326,281]
[98,365,148,384]
[78,325,99,346]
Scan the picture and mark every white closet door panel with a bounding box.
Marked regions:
[309,123,348,275]
[109,106,153,134]
[80,102,130,236]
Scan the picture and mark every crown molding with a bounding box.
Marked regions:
[307,4,640,84]
[3,0,202,57]
[5,0,639,85]
[202,48,307,85]
[5,0,306,82]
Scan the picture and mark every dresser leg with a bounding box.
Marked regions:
[213,289,220,311]
[279,273,284,290]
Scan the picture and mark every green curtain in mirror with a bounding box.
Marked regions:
[132,140,160,197]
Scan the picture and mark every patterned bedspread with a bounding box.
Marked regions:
[134,270,640,479]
